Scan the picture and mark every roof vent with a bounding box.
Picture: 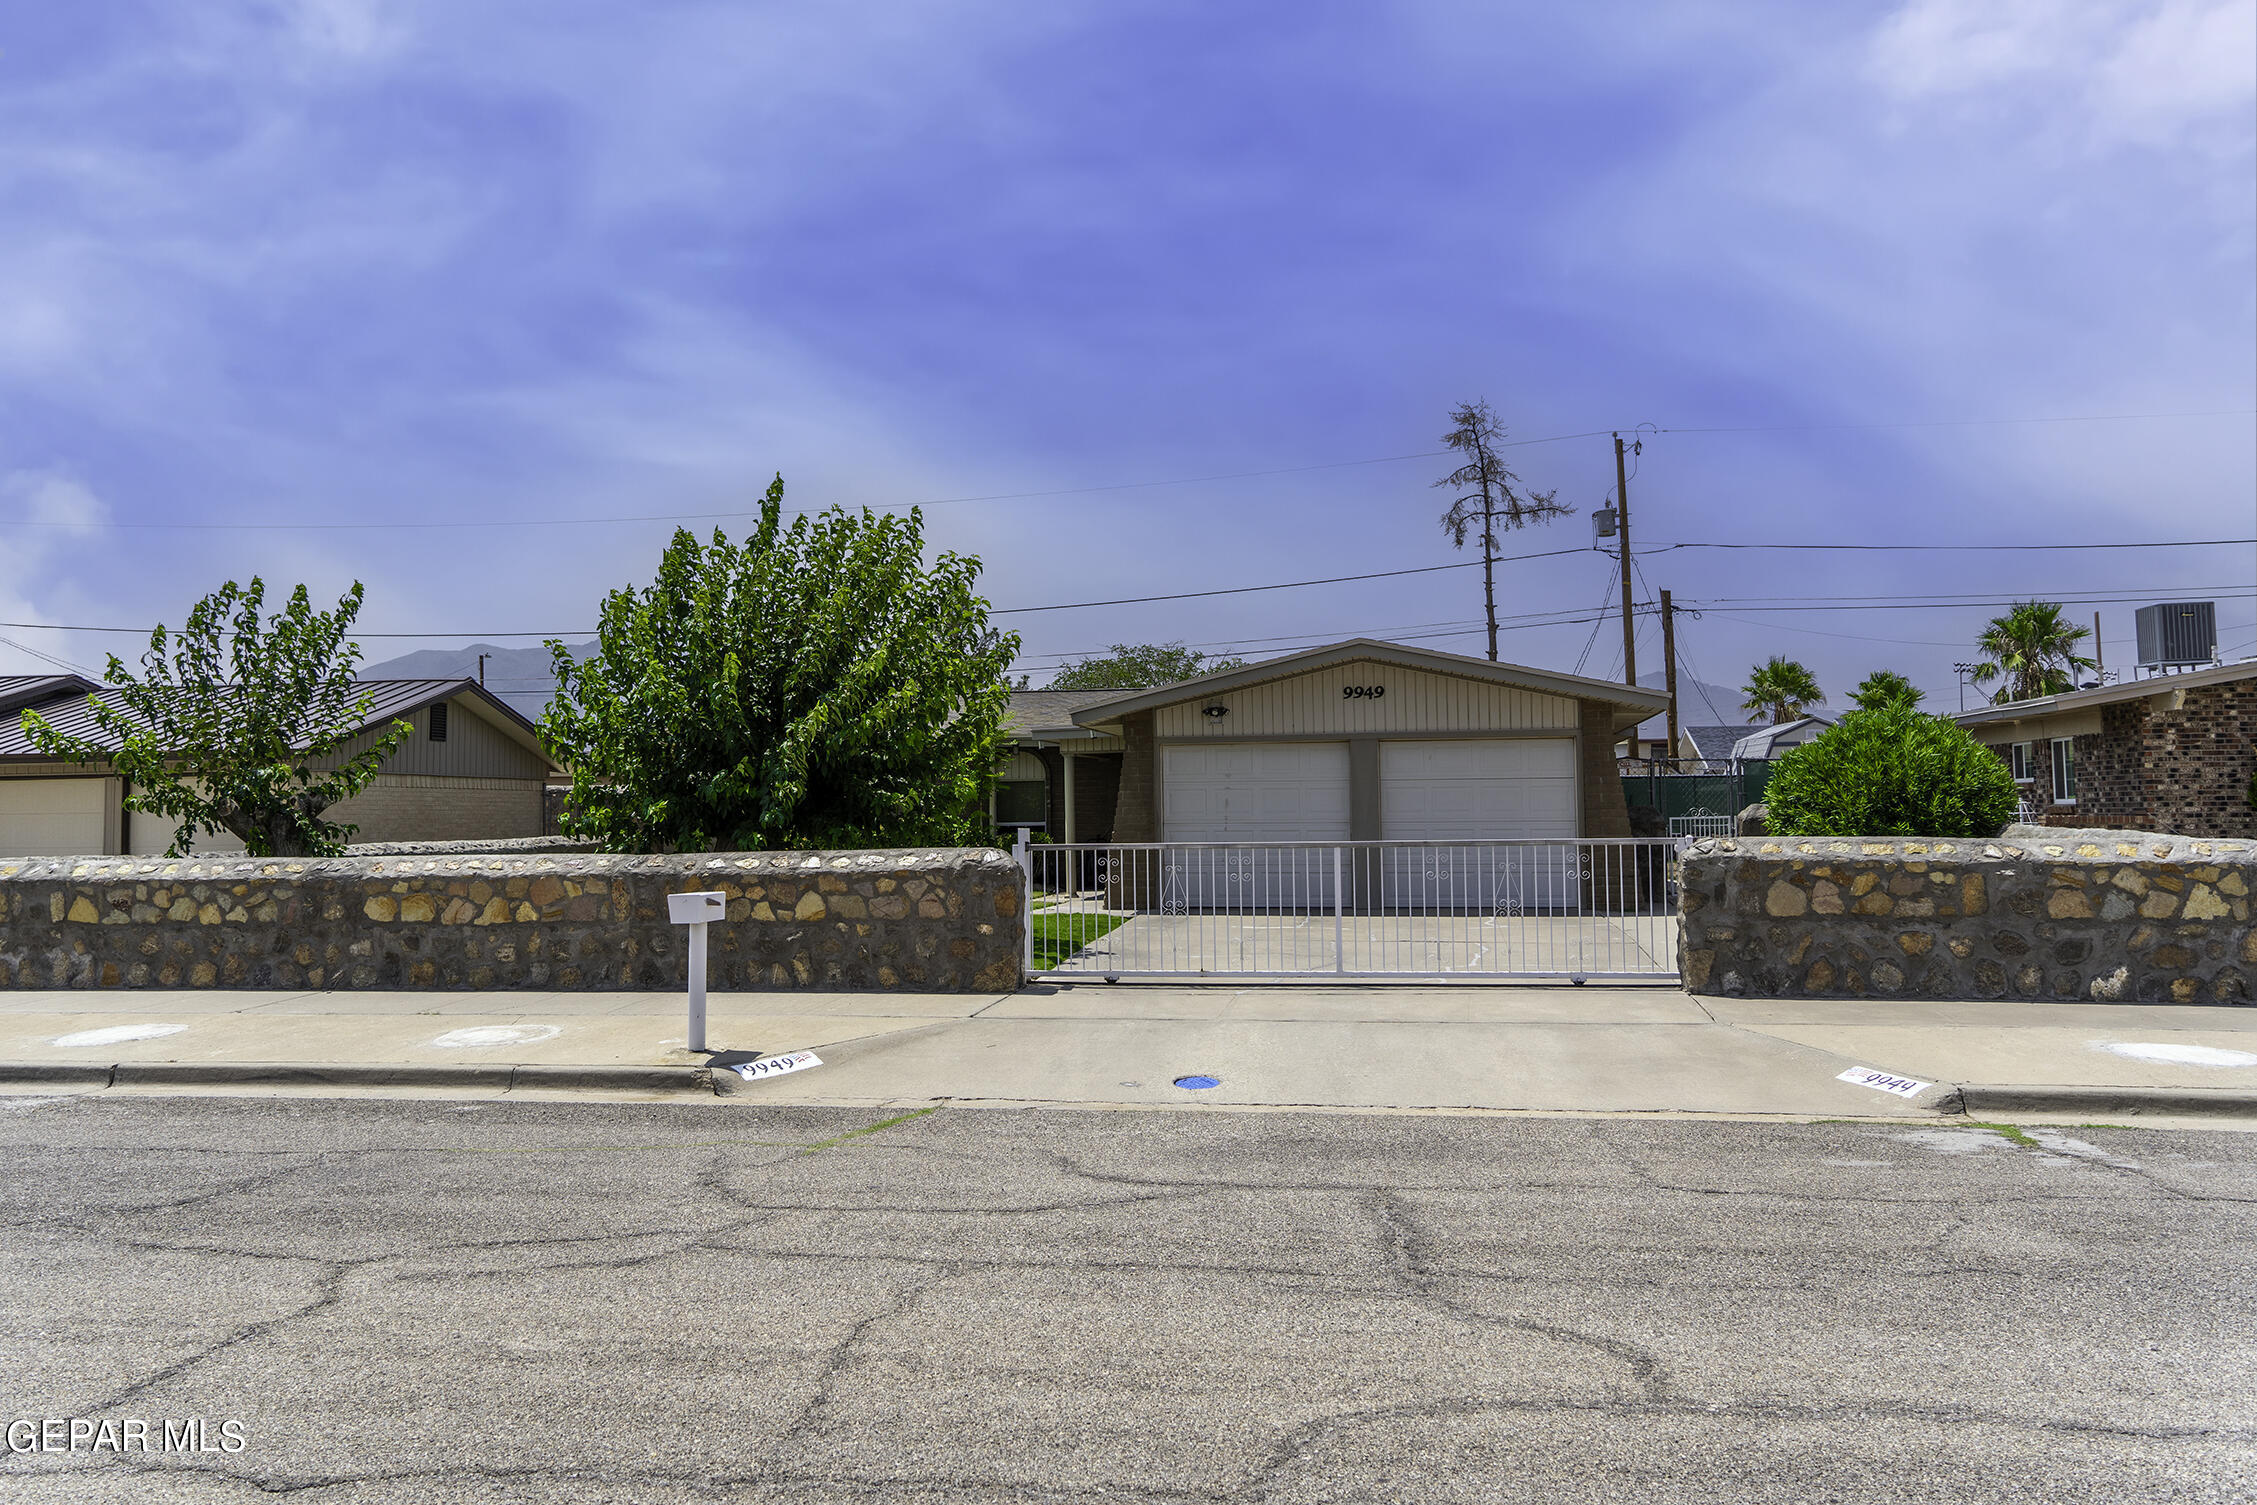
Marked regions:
[429,702,449,742]
[2133,602,2216,674]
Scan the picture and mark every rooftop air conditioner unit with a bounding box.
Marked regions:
[2134,601,2216,673]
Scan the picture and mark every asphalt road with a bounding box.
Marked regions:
[2,1095,2253,1503]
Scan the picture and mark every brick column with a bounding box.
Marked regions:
[1578,700,1632,838]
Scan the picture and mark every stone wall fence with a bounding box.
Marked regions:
[0,847,1023,992]
[1678,827,2254,1003]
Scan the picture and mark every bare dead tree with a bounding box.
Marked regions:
[1434,398,1572,661]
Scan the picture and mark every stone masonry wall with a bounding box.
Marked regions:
[0,847,1023,992]
[1679,827,2254,1003]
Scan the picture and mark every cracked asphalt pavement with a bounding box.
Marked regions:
[2,1096,2253,1503]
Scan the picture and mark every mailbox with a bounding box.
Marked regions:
[667,891,725,925]
[667,890,727,1052]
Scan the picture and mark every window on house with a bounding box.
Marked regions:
[993,779,1045,826]
[429,702,449,742]
[2050,737,2076,803]
[2008,742,2031,782]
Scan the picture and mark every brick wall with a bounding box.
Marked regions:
[327,776,546,845]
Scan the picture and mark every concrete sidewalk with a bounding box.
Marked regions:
[4,981,2256,1120]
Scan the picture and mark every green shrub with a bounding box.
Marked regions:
[1764,707,2019,838]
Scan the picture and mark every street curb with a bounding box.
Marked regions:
[0,1061,718,1094]
[1959,1084,2257,1118]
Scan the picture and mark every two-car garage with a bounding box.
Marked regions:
[1070,640,1668,910]
[1162,738,1577,843]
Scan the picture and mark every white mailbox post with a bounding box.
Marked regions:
[667,890,726,1052]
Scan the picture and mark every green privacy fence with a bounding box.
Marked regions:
[1621,763,1773,828]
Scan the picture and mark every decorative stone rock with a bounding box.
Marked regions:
[1677,827,2252,1003]
[0,847,1023,992]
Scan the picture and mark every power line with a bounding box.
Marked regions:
[0,432,1609,535]
[1653,409,2255,437]
[1645,537,2255,554]
[989,547,1594,615]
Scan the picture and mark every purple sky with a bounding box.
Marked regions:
[1,1,2251,716]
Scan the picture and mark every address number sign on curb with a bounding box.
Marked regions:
[1837,1066,1933,1099]
[734,1051,823,1081]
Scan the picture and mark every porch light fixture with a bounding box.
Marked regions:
[1201,705,1229,719]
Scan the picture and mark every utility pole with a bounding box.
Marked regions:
[1614,432,1636,688]
[2093,612,2104,683]
[1660,589,1679,769]
[477,653,489,688]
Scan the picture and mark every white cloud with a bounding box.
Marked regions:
[1870,0,2255,148]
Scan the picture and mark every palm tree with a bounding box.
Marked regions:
[1740,657,1825,725]
[1849,669,1924,712]
[1970,601,2098,704]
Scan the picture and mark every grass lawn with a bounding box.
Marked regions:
[1029,910,1127,970]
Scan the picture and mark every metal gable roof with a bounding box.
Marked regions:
[0,674,98,718]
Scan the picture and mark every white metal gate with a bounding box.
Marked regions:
[1018,837,1683,981]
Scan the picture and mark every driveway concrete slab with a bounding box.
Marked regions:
[717,1015,1923,1115]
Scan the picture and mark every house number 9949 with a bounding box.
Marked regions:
[1341,685,1385,699]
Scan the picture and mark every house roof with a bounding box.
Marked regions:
[1949,657,2257,729]
[1005,689,1144,740]
[2,678,558,770]
[1067,639,1672,732]
[1729,716,1833,761]
[0,674,98,718]
[1687,724,1764,764]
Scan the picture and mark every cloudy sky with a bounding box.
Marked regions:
[1,0,2250,718]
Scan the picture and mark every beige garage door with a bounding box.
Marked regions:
[0,778,111,857]
[1162,742,1349,909]
[1379,739,1581,911]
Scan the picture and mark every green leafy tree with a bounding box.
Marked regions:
[1970,600,2098,704]
[1042,642,1248,691]
[1848,669,1925,712]
[1765,706,2019,838]
[20,579,408,856]
[1434,397,1571,662]
[541,476,1018,852]
[1740,656,1826,725]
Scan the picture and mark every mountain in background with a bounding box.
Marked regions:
[362,641,595,722]
[1636,670,1752,727]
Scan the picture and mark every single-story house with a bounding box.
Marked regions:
[0,677,563,857]
[1728,716,1832,763]
[1952,659,2257,837]
[999,639,1668,845]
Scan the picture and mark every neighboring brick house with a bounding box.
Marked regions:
[0,678,562,856]
[1952,659,2257,838]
